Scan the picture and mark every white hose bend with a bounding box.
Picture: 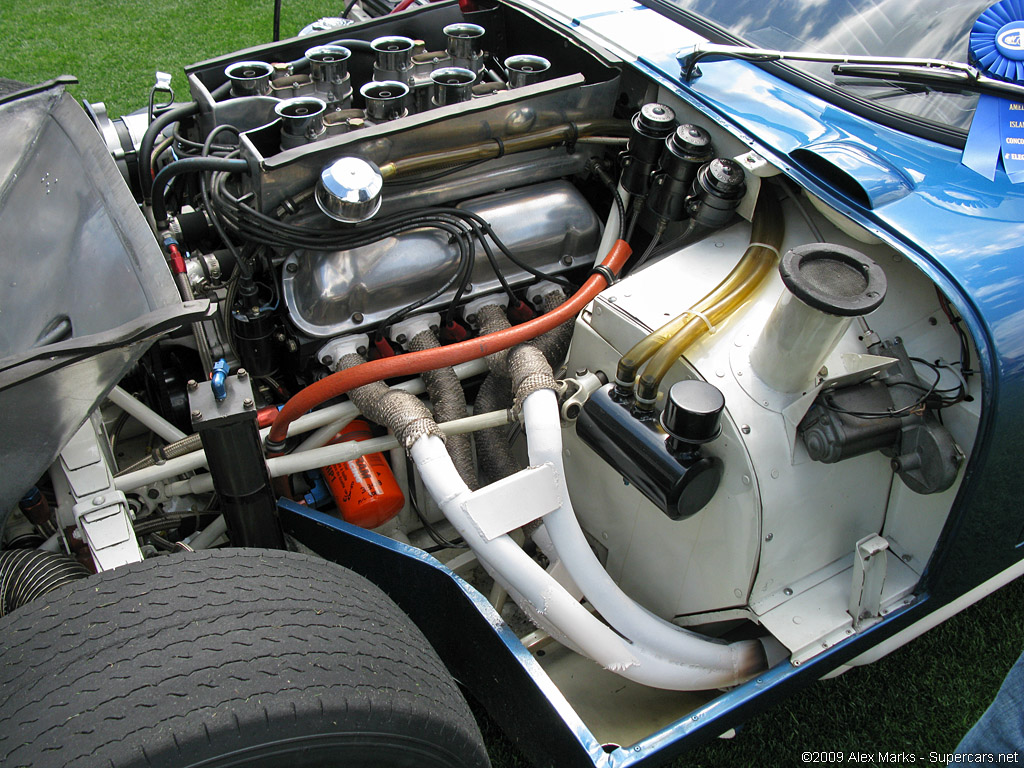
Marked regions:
[521,388,765,682]
[596,184,629,266]
[411,434,764,690]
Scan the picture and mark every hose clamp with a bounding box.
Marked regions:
[590,264,617,286]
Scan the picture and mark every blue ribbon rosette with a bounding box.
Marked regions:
[964,0,1024,182]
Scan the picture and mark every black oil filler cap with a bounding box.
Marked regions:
[780,243,887,317]
[661,379,725,448]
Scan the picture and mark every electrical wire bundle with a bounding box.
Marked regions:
[206,167,574,336]
[822,356,969,420]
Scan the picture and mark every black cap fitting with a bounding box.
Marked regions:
[620,103,677,196]
[685,158,747,229]
[660,379,725,453]
[780,243,887,316]
[647,123,715,221]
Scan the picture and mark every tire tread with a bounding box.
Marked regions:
[0,549,489,768]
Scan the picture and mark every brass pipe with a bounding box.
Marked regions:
[378,120,627,179]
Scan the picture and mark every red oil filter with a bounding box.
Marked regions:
[321,419,404,529]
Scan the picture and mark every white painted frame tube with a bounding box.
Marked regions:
[113,359,490,492]
[154,409,511,497]
[108,386,187,443]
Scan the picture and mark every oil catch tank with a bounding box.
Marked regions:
[575,382,724,520]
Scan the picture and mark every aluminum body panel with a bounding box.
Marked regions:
[282,180,601,337]
[0,84,185,522]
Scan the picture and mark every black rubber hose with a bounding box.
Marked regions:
[152,157,250,226]
[140,102,200,202]
[211,81,233,101]
[273,0,282,41]
[0,550,90,617]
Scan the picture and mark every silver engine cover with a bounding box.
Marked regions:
[282,180,601,337]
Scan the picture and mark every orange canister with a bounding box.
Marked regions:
[321,419,404,529]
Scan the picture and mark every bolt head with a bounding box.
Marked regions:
[352,312,364,324]
[191,409,203,421]
[286,262,299,274]
[237,368,248,379]
[243,398,255,409]
[396,333,407,344]
[322,354,334,366]
[187,379,199,391]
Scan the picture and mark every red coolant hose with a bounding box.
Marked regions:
[266,240,632,448]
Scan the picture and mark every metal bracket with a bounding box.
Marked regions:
[849,534,889,630]
[59,415,143,571]
[559,370,604,423]
[461,463,561,541]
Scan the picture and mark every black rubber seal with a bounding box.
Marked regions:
[779,243,886,317]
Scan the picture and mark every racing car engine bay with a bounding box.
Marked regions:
[0,0,983,744]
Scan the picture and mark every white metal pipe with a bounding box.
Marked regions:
[522,388,765,681]
[163,474,215,497]
[273,408,510,477]
[295,414,358,454]
[37,532,62,553]
[390,444,415,530]
[114,450,209,492]
[114,358,492,492]
[294,358,488,452]
[411,434,762,690]
[108,386,187,443]
[160,409,512,497]
[185,515,228,549]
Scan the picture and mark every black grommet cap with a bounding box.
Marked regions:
[779,243,887,317]
[667,124,714,163]
[661,379,725,446]
[636,103,677,136]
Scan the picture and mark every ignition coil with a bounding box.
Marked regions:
[684,157,747,229]
[619,103,677,198]
[647,124,715,222]
[232,278,278,377]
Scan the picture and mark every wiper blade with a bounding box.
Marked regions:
[678,42,1024,102]
[830,63,1024,101]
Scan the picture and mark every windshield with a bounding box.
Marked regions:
[663,0,992,131]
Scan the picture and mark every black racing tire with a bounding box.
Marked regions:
[0,548,491,768]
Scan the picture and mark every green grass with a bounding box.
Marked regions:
[3,4,1022,766]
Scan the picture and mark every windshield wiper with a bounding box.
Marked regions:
[678,43,1024,102]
